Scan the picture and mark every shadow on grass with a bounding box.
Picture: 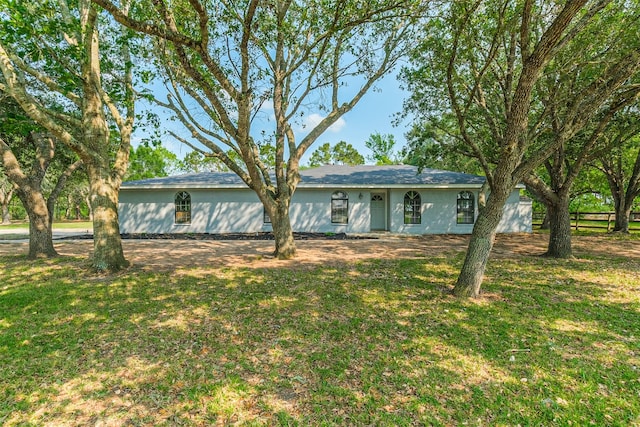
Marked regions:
[0,251,639,425]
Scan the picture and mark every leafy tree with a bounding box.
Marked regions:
[0,130,83,257]
[308,141,364,166]
[332,141,365,166]
[401,117,488,175]
[94,0,425,259]
[0,0,137,270]
[126,142,179,181]
[308,143,333,167]
[521,15,640,257]
[402,0,640,296]
[595,110,640,232]
[177,144,277,174]
[0,91,83,257]
[177,151,227,173]
[365,132,398,165]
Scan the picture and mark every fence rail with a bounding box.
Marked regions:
[532,211,640,231]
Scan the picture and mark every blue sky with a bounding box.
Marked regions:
[135,71,411,167]
[295,72,411,165]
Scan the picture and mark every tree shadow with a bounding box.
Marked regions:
[1,250,638,425]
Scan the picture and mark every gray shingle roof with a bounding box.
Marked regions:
[121,165,487,189]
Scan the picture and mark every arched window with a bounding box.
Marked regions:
[404,191,421,224]
[457,191,475,224]
[331,191,349,224]
[175,191,191,224]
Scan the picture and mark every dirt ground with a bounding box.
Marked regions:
[1,233,638,271]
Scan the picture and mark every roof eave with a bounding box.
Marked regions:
[121,183,491,190]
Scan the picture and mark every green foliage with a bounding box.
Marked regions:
[0,92,86,220]
[308,142,332,167]
[126,141,178,181]
[177,151,226,173]
[401,0,640,180]
[401,123,484,174]
[332,141,365,166]
[308,141,364,167]
[365,132,399,165]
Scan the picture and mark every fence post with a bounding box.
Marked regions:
[575,210,579,231]
[607,212,612,232]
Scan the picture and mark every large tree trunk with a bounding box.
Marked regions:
[1,204,10,224]
[545,195,572,258]
[1,134,57,257]
[87,165,128,271]
[1,188,13,224]
[611,190,633,233]
[613,205,632,233]
[80,16,129,272]
[17,188,57,258]
[270,197,296,259]
[453,187,510,298]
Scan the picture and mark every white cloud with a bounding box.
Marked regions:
[305,113,346,133]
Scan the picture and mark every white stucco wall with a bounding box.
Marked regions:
[498,193,533,233]
[119,186,531,234]
[119,189,267,234]
[389,189,467,234]
[289,189,370,234]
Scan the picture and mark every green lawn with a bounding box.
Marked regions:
[0,221,93,230]
[1,237,639,425]
[0,222,93,240]
[533,219,640,232]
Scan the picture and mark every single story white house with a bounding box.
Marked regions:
[118,165,532,235]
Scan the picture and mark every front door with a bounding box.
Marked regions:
[370,193,386,231]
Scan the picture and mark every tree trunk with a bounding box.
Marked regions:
[1,196,11,224]
[47,159,83,226]
[85,195,93,221]
[271,197,296,259]
[611,189,633,233]
[613,205,631,233]
[1,206,10,224]
[65,194,72,219]
[87,165,128,271]
[545,196,572,258]
[453,187,510,298]
[17,188,57,258]
[540,212,550,229]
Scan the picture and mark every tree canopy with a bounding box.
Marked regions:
[92,0,426,258]
[308,141,364,167]
[402,0,640,296]
[0,0,139,270]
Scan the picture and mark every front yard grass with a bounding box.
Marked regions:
[1,238,639,425]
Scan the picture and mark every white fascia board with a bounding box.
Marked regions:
[121,183,526,191]
[120,184,249,190]
[296,184,486,189]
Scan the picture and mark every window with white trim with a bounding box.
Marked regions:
[331,191,349,224]
[175,191,191,224]
[404,191,421,224]
[457,191,475,224]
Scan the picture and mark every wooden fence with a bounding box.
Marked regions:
[532,211,640,231]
